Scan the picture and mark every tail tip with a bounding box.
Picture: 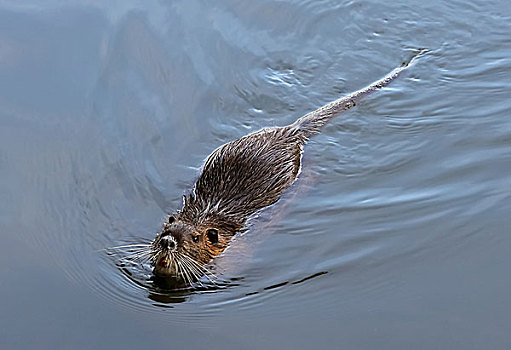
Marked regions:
[401,48,429,68]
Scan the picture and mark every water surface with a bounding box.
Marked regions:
[1,0,511,349]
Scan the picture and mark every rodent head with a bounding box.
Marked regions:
[150,214,232,283]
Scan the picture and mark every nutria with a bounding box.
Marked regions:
[149,52,425,284]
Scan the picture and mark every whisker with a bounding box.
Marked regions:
[178,257,194,284]
[103,243,152,251]
[183,253,216,279]
[179,258,193,288]
[124,250,152,257]
[128,253,152,262]
[180,257,204,288]
[183,258,208,284]
[179,249,217,278]
[174,256,187,286]
[123,247,152,257]
[179,256,195,287]
[170,253,177,278]
[181,255,200,288]
[181,254,218,286]
[174,257,184,285]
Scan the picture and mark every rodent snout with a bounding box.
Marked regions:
[159,235,177,251]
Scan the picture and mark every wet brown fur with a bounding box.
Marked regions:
[150,52,425,281]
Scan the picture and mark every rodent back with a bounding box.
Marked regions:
[179,126,306,227]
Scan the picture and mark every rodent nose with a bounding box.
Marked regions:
[159,236,176,250]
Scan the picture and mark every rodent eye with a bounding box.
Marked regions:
[192,235,200,243]
[168,216,175,224]
[206,228,218,244]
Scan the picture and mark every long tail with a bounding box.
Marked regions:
[291,49,427,138]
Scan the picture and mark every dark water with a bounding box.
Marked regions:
[1,0,511,349]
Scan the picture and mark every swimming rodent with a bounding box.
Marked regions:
[150,52,425,284]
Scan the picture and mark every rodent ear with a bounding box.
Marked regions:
[206,228,218,244]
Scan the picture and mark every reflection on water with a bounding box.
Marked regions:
[1,0,511,348]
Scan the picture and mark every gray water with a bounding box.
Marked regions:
[1,0,511,349]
